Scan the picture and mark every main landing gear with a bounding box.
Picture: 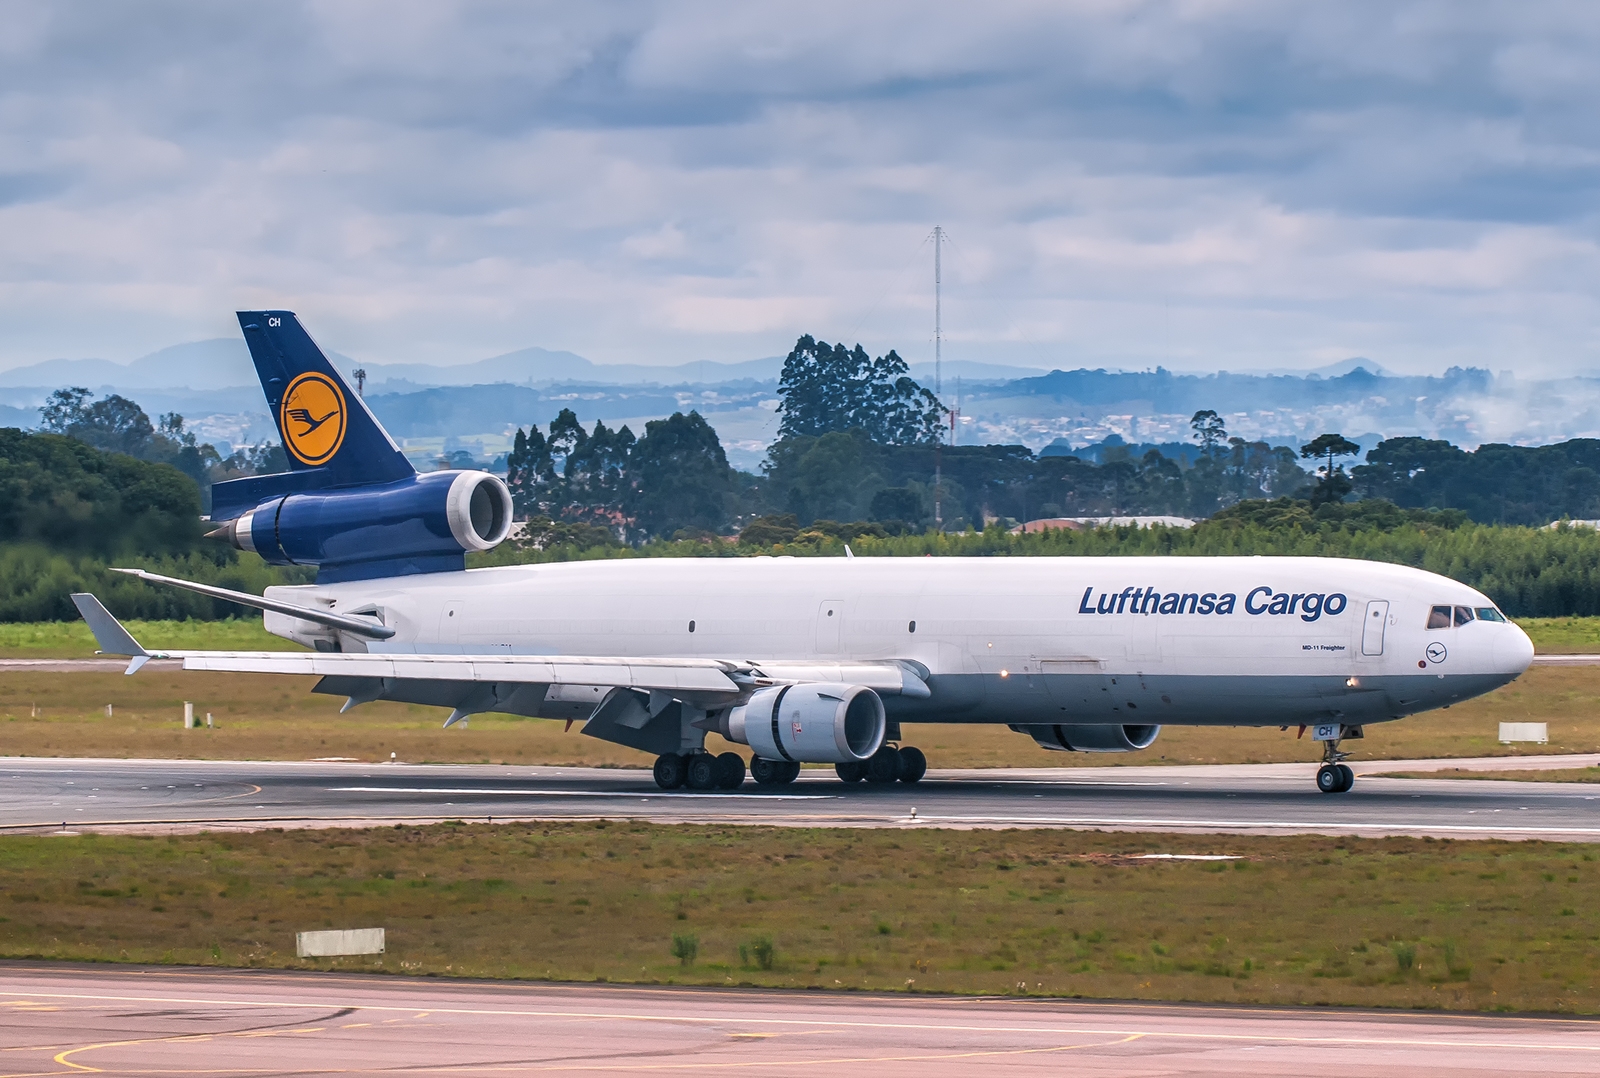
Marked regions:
[1316,737,1356,795]
[835,744,927,786]
[653,751,746,791]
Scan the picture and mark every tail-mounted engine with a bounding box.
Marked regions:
[210,470,512,583]
[721,683,887,764]
[1014,723,1161,753]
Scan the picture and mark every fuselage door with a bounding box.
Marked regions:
[1361,600,1390,656]
[438,598,466,651]
[816,599,844,654]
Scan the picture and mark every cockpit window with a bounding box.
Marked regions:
[1476,607,1507,623]
[1427,605,1452,629]
[1454,605,1475,626]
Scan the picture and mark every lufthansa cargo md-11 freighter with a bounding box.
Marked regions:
[73,312,1534,795]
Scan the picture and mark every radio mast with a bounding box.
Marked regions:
[932,226,945,530]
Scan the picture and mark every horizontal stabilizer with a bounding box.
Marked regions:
[108,568,396,640]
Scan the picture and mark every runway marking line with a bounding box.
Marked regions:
[5,989,1599,1054]
[47,1024,327,1074]
[328,788,834,801]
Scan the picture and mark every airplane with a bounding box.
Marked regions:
[72,311,1535,796]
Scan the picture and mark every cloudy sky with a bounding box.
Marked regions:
[2,1,1598,375]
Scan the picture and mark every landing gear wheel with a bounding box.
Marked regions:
[752,758,800,787]
[835,761,867,783]
[865,745,900,785]
[715,752,747,790]
[653,753,687,790]
[1337,763,1355,793]
[1317,764,1344,794]
[686,753,719,791]
[896,746,927,784]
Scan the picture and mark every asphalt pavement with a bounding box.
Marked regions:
[3,753,1599,840]
[1,963,1595,1076]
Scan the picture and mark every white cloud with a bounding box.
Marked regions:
[0,0,1598,377]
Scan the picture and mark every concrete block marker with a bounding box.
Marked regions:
[183,701,196,729]
[1499,722,1549,744]
[297,928,385,957]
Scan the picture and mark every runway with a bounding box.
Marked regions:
[3,753,1599,840]
[0,963,1594,1076]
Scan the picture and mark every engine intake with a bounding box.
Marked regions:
[1014,723,1161,753]
[724,683,887,763]
[212,470,512,583]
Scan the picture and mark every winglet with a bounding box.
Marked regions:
[70,594,151,674]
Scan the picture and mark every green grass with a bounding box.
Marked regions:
[1,824,1596,1013]
[1517,617,1600,654]
[3,615,1597,659]
[0,618,292,658]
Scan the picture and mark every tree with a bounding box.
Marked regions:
[627,411,735,538]
[776,335,946,444]
[40,387,157,457]
[1301,433,1362,508]
[1190,410,1227,455]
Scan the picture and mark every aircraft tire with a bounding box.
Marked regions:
[751,757,786,786]
[1337,763,1355,792]
[715,751,747,790]
[865,745,900,784]
[686,753,719,791]
[896,746,927,784]
[653,753,687,790]
[1316,764,1343,794]
[783,761,802,784]
[835,761,867,783]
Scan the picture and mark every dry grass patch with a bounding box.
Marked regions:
[6,665,1600,768]
[1375,768,1600,784]
[1,824,1596,1013]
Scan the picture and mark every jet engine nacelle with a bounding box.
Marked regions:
[724,683,887,764]
[212,470,512,583]
[1015,723,1161,753]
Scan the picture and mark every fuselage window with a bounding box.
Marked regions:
[1453,605,1476,626]
[1475,607,1507,623]
[1426,605,1452,629]
[908,620,916,633]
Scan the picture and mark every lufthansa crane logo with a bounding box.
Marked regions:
[280,372,347,466]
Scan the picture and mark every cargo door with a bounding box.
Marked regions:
[1361,600,1389,656]
[815,599,844,654]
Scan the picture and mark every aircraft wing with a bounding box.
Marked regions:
[173,650,743,694]
[70,592,930,729]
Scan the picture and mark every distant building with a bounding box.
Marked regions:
[1012,516,1196,533]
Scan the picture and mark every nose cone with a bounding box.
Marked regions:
[1496,623,1536,675]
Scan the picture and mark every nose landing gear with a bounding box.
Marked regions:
[1316,737,1356,795]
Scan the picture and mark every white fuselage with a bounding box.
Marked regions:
[265,555,1532,728]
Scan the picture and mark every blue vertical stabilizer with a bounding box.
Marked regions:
[235,311,413,488]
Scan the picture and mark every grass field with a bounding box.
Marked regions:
[6,616,1597,658]
[1376,768,1600,784]
[4,664,1600,767]
[0,618,291,657]
[1,823,1594,1013]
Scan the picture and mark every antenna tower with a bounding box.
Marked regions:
[932,226,946,530]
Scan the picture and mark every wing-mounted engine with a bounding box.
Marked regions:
[209,469,512,582]
[719,683,887,763]
[1013,723,1160,753]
